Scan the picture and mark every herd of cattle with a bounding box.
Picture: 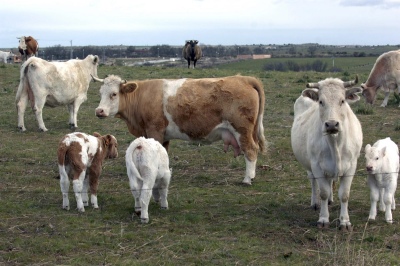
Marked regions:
[2,36,400,227]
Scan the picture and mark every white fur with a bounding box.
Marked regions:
[125,137,171,223]
[59,132,100,212]
[16,55,99,131]
[291,79,363,230]
[0,51,14,63]
[365,137,399,223]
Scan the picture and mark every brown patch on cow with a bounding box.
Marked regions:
[75,133,89,143]
[166,76,264,160]
[117,79,169,143]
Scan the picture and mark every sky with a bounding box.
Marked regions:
[1,0,400,49]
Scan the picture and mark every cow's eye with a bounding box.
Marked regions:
[375,157,379,160]
[319,100,323,105]
[341,100,345,105]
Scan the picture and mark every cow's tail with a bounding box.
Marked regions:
[15,60,34,108]
[126,140,144,182]
[57,142,69,180]
[250,77,267,154]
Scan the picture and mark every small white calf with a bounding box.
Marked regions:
[365,137,399,223]
[58,132,118,212]
[125,137,171,223]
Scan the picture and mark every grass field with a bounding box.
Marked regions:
[0,57,400,265]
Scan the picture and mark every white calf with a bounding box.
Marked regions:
[125,137,171,223]
[365,137,399,223]
[58,132,118,212]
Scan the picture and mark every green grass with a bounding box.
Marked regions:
[0,58,400,265]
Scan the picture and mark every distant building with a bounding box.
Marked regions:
[237,54,271,60]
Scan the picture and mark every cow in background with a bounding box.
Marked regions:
[361,50,400,107]
[17,36,39,60]
[0,51,14,63]
[15,55,100,132]
[182,40,202,68]
[291,76,362,231]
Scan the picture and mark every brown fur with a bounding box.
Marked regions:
[57,132,118,195]
[18,36,39,60]
[116,75,266,161]
[182,40,202,68]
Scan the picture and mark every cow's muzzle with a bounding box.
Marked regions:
[325,120,339,134]
[95,108,108,118]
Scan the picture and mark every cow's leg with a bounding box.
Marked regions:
[16,86,29,131]
[243,157,256,185]
[33,95,48,132]
[128,172,143,216]
[139,168,157,223]
[82,176,89,207]
[59,165,70,210]
[317,177,331,229]
[338,171,354,231]
[70,96,86,129]
[380,90,390,107]
[308,171,320,210]
[383,178,397,223]
[158,169,171,210]
[88,167,100,209]
[73,170,86,212]
[378,187,385,212]
[368,175,379,221]
[67,104,75,129]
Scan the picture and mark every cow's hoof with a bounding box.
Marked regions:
[160,207,168,210]
[39,128,48,132]
[18,126,26,132]
[339,224,352,232]
[141,218,149,224]
[386,220,393,224]
[317,221,330,229]
[77,207,85,213]
[83,201,89,207]
[62,206,70,211]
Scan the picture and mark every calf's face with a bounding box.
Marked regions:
[365,144,386,174]
[106,135,119,159]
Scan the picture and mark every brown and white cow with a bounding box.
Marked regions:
[57,132,118,212]
[361,50,400,107]
[94,75,266,184]
[17,36,39,60]
[182,40,202,68]
[15,55,99,132]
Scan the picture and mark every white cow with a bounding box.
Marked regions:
[0,51,14,63]
[125,137,171,223]
[291,77,363,231]
[365,137,399,223]
[15,55,99,132]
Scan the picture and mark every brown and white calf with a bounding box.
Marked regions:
[57,132,118,212]
[126,137,171,223]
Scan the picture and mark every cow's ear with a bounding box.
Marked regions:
[93,132,101,138]
[380,146,386,158]
[346,87,362,104]
[93,55,99,64]
[301,89,319,102]
[365,144,371,153]
[120,82,138,94]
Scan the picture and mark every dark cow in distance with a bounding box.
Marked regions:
[17,36,39,60]
[93,74,266,184]
[182,40,202,68]
[361,50,400,107]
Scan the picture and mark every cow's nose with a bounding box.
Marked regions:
[95,108,104,117]
[366,166,373,172]
[325,120,339,134]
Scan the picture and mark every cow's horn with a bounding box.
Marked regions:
[306,82,319,89]
[91,74,104,83]
[343,75,359,88]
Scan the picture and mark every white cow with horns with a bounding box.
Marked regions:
[15,55,99,132]
[291,76,363,231]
